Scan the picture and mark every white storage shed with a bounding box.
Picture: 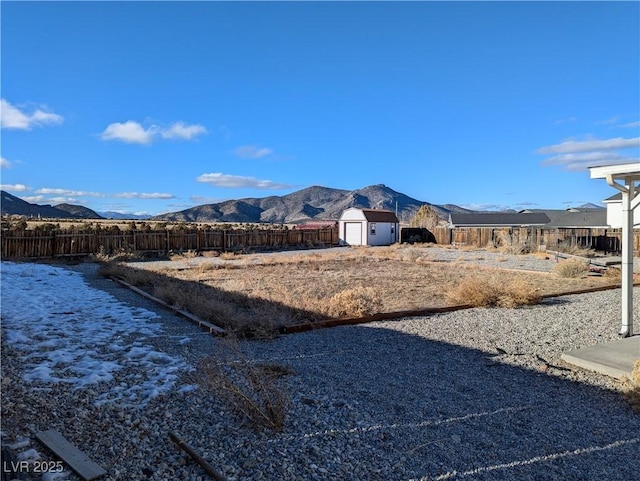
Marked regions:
[339,208,399,246]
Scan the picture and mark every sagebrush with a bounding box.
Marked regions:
[552,258,590,278]
[327,287,383,318]
[447,276,541,308]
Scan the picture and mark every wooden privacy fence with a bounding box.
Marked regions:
[3,225,633,259]
[1,227,340,259]
[431,226,635,255]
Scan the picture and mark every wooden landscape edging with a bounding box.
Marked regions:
[110,272,629,337]
[110,277,226,335]
[35,429,107,481]
[280,282,630,335]
[280,304,473,334]
[168,431,228,481]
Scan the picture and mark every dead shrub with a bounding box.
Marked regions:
[447,277,541,308]
[168,249,199,260]
[552,258,590,278]
[327,287,383,318]
[603,266,622,280]
[556,243,595,257]
[197,342,290,431]
[495,231,532,255]
[97,262,155,287]
[92,244,140,262]
[498,278,542,308]
[623,359,640,412]
[397,247,424,262]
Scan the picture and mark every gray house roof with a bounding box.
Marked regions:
[449,212,550,227]
[449,209,609,229]
[520,209,608,228]
[605,193,622,202]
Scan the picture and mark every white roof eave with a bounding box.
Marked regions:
[590,162,640,181]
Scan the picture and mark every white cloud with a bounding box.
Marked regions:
[1,157,12,169]
[113,192,175,199]
[35,188,104,197]
[1,183,30,192]
[160,122,207,140]
[27,188,174,202]
[460,203,511,212]
[216,125,231,140]
[621,121,640,129]
[596,116,620,125]
[234,145,274,159]
[49,196,80,204]
[21,195,46,203]
[100,120,207,144]
[1,99,63,130]
[537,137,640,155]
[100,121,155,144]
[196,172,293,189]
[538,136,640,171]
[190,195,223,205]
[554,116,577,125]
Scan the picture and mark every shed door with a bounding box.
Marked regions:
[345,222,363,245]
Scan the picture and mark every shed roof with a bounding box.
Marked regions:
[360,209,399,223]
[449,212,550,227]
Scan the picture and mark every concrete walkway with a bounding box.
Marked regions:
[561,336,640,379]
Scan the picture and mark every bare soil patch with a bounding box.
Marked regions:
[100,245,621,336]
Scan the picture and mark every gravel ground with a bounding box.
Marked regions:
[126,244,636,274]
[2,250,640,481]
[126,246,561,273]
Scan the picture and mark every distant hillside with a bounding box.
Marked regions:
[576,202,605,210]
[1,191,91,219]
[152,184,476,224]
[55,203,103,219]
[98,211,152,220]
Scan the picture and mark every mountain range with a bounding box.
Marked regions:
[151,184,474,224]
[1,191,104,219]
[1,185,603,224]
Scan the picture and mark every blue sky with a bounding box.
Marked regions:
[1,1,639,216]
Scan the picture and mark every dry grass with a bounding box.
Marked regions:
[556,244,596,257]
[495,231,533,255]
[327,287,383,318]
[624,359,640,412]
[552,258,590,278]
[447,277,542,308]
[603,266,622,281]
[99,245,618,336]
[197,340,291,431]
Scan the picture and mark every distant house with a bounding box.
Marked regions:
[518,208,609,229]
[603,193,640,228]
[339,208,399,246]
[448,212,551,228]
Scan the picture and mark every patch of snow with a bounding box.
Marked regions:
[1,261,191,408]
[17,448,41,461]
[41,472,72,481]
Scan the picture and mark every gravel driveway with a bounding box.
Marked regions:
[2,252,639,481]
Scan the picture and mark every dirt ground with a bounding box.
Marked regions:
[112,245,622,333]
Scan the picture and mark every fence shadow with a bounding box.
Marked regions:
[99,262,328,337]
[232,324,640,480]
